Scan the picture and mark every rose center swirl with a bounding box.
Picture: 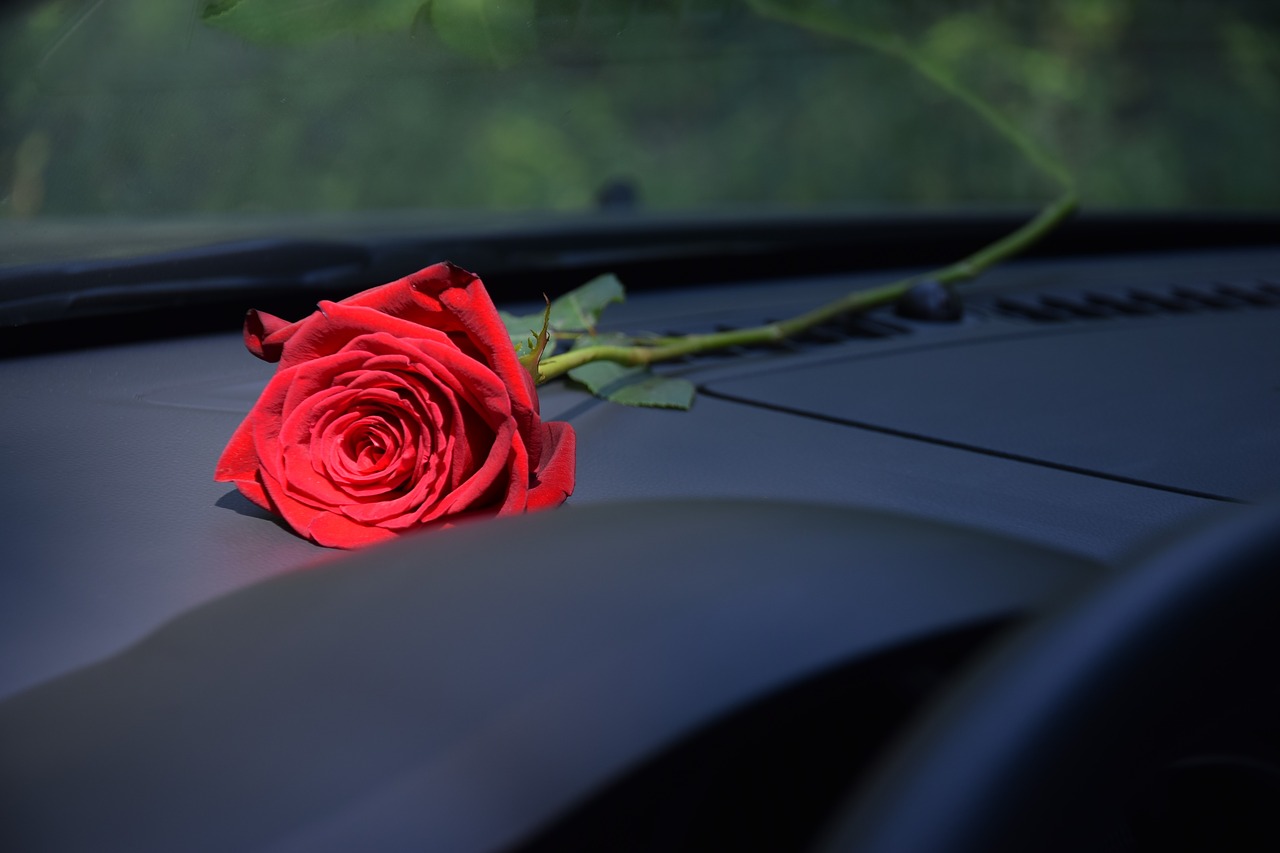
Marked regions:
[314,390,438,497]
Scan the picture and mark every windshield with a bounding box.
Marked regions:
[1,0,1278,267]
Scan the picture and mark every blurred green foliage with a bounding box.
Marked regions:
[1,0,1278,220]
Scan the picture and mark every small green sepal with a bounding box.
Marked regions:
[517,295,552,380]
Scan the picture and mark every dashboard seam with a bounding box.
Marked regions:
[698,386,1246,504]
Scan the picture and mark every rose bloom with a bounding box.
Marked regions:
[216,262,576,548]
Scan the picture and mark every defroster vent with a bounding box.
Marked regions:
[992,279,1280,322]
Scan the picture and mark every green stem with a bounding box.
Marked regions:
[537,0,1079,385]
[538,189,1074,382]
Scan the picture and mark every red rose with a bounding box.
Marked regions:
[215,262,576,549]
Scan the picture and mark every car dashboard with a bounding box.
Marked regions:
[2,243,1279,851]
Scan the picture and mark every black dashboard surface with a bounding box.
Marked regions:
[706,311,1279,501]
[1,244,1278,850]
[0,499,1094,853]
[3,246,1275,701]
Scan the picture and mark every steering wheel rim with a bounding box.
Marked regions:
[816,502,1280,853]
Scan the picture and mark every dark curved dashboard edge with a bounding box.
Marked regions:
[0,499,1100,853]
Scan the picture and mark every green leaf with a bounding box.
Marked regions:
[566,359,643,395]
[607,374,697,409]
[201,0,423,44]
[499,273,625,362]
[568,360,695,410]
[548,273,625,333]
[499,309,542,343]
[568,330,631,350]
[429,0,536,67]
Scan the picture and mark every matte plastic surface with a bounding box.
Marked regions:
[0,500,1095,853]
[706,311,1280,500]
[3,249,1271,697]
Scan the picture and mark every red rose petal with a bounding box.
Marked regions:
[307,510,398,549]
[526,421,577,511]
[243,309,296,362]
[421,420,524,523]
[217,262,577,549]
[272,302,455,372]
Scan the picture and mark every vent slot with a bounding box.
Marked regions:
[992,279,1280,323]
[716,313,911,350]
[787,313,911,347]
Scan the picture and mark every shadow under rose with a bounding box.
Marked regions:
[215,488,294,534]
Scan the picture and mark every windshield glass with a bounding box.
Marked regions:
[1,0,1278,266]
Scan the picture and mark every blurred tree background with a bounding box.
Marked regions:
[1,0,1278,223]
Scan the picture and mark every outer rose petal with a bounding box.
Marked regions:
[405,264,544,464]
[215,262,577,549]
[527,422,577,511]
[261,465,398,549]
[244,309,295,362]
[215,403,281,513]
[308,509,400,549]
